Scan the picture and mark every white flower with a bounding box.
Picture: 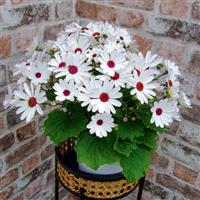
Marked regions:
[151,99,180,128]
[114,27,132,46]
[130,71,157,104]
[78,79,122,114]
[132,51,162,75]
[178,91,191,108]
[87,113,115,138]
[164,59,180,76]
[14,83,47,122]
[53,80,77,102]
[63,34,90,54]
[26,62,50,85]
[13,61,32,76]
[55,53,91,84]
[48,52,68,72]
[3,85,19,109]
[166,71,180,98]
[96,67,133,88]
[104,39,125,53]
[64,22,82,34]
[86,47,100,63]
[99,50,127,76]
[26,36,42,58]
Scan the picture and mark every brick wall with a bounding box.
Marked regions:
[0,0,200,200]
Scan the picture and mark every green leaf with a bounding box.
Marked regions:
[116,120,145,141]
[46,90,56,101]
[120,146,151,183]
[136,107,166,133]
[75,133,120,170]
[114,137,137,157]
[136,129,157,151]
[44,109,87,145]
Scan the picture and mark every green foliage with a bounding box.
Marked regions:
[120,146,151,183]
[46,90,56,101]
[75,132,120,170]
[44,109,87,145]
[114,137,137,157]
[116,120,145,141]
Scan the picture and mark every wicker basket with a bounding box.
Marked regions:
[55,145,139,200]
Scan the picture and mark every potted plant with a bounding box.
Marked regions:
[4,21,191,199]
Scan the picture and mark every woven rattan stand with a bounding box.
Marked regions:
[55,146,145,200]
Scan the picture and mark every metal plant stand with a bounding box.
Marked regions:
[55,146,145,200]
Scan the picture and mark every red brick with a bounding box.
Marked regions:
[156,174,200,200]
[22,154,39,174]
[39,134,47,146]
[146,168,154,180]
[182,104,200,124]
[0,168,18,189]
[14,28,36,54]
[153,41,184,63]
[0,116,4,132]
[11,0,32,3]
[173,162,198,184]
[13,193,23,200]
[0,186,14,200]
[160,0,188,17]
[26,177,45,199]
[0,36,11,59]
[117,10,144,28]
[192,1,200,20]
[196,82,200,101]
[133,35,152,54]
[0,132,15,153]
[16,121,36,142]
[0,0,4,5]
[5,138,38,168]
[189,50,200,74]
[151,154,169,169]
[76,0,116,22]
[41,144,54,161]
[110,0,154,10]
[166,120,180,135]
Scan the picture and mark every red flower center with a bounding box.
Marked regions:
[28,97,37,107]
[136,82,144,91]
[156,108,163,116]
[81,27,89,31]
[63,89,70,96]
[93,32,100,37]
[168,80,173,87]
[59,62,66,68]
[107,60,115,68]
[120,36,124,40]
[111,72,120,80]
[26,63,30,66]
[92,53,97,58]
[75,48,82,54]
[99,92,109,102]
[68,65,78,74]
[97,119,103,126]
[35,72,41,78]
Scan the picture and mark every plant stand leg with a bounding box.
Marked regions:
[137,176,145,200]
[55,158,59,200]
[79,188,85,200]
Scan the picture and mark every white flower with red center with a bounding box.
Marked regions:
[104,39,125,53]
[178,91,191,108]
[62,34,90,54]
[87,113,115,138]
[165,70,180,98]
[79,79,122,114]
[48,52,68,72]
[86,47,100,63]
[14,61,32,76]
[96,67,133,88]
[164,59,180,77]
[132,51,162,75]
[26,62,50,85]
[99,50,128,76]
[55,53,91,84]
[53,79,77,102]
[151,99,180,128]
[114,27,132,46]
[14,83,47,122]
[130,71,157,104]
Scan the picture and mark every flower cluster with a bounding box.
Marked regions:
[4,22,191,138]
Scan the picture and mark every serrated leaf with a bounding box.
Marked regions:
[120,146,151,183]
[114,137,137,157]
[116,120,145,141]
[136,129,157,151]
[75,132,120,170]
[44,109,87,145]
